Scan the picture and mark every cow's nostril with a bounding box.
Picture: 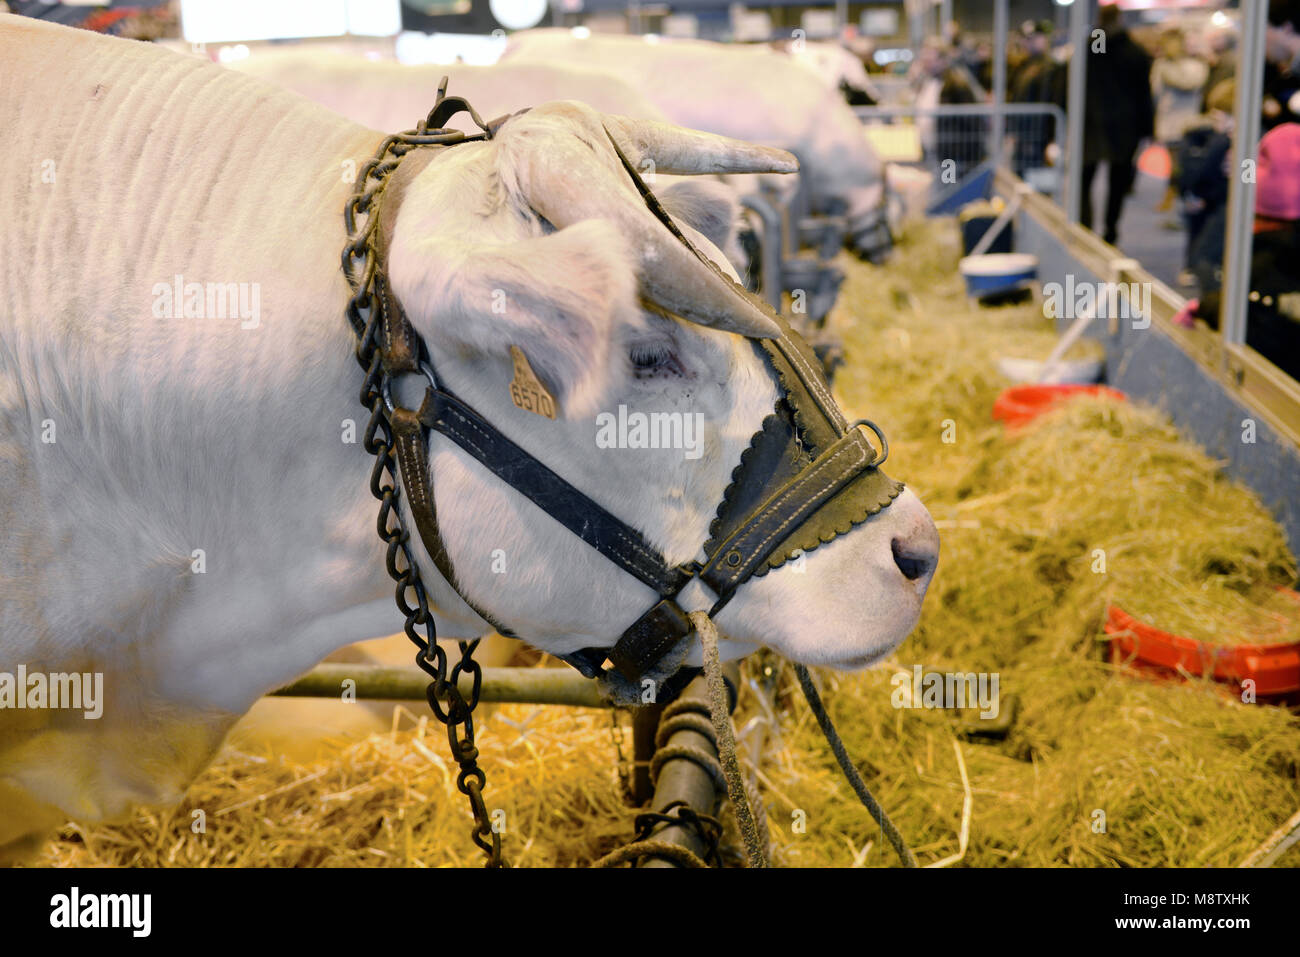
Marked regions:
[892,536,936,582]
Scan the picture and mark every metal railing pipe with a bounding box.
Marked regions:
[270,662,608,708]
[638,662,741,868]
[1065,0,1088,225]
[1220,0,1268,348]
[740,193,786,312]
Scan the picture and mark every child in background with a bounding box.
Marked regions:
[1151,28,1210,216]
[1174,79,1236,288]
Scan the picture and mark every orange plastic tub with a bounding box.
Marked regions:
[1105,599,1300,698]
[992,384,1127,430]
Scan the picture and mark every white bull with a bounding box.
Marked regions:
[0,16,938,858]
[501,29,893,258]
[782,40,883,106]
[228,51,751,272]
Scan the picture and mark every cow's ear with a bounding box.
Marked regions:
[387,218,644,420]
[655,178,739,256]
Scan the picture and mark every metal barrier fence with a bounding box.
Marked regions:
[738,183,845,328]
[864,74,916,108]
[855,103,1070,207]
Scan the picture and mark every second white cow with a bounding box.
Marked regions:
[229,51,753,275]
[502,29,894,259]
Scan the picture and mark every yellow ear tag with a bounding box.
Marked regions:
[508,345,558,420]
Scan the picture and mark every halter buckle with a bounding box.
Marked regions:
[850,418,890,468]
[381,360,441,416]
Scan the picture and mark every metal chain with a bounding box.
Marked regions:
[340,115,504,867]
[609,707,633,802]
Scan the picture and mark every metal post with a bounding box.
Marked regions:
[991,0,1008,172]
[835,0,848,32]
[1220,0,1267,348]
[637,678,719,867]
[630,703,662,804]
[940,0,953,43]
[1065,0,1088,225]
[637,664,741,868]
[740,194,786,313]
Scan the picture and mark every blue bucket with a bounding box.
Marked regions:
[958,253,1039,298]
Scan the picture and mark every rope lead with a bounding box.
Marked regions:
[793,662,919,867]
[696,611,917,868]
[692,611,770,868]
[601,613,916,869]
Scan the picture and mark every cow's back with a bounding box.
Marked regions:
[1,16,371,331]
[231,52,670,131]
[501,31,827,148]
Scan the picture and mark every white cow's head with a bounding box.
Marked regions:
[386,101,936,671]
[805,93,894,263]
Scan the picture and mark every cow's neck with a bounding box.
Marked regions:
[1,21,442,709]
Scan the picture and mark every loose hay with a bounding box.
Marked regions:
[772,219,1300,867]
[31,219,1300,868]
[36,704,635,868]
[1119,581,1300,647]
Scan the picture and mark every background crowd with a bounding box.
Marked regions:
[894,1,1300,378]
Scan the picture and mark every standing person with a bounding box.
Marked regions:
[1189,124,1300,379]
[914,41,983,180]
[1151,26,1210,214]
[1176,79,1235,287]
[1264,0,1300,128]
[1009,20,1061,178]
[1202,28,1236,105]
[1076,3,1155,246]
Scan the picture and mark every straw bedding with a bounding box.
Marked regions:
[31,220,1300,868]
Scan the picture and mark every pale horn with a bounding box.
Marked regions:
[603,114,800,176]
[516,123,782,338]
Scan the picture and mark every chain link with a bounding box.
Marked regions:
[609,707,633,802]
[341,118,504,867]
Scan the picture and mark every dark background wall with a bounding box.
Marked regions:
[402,0,504,35]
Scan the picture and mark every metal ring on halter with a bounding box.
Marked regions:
[382,361,441,416]
[850,418,890,468]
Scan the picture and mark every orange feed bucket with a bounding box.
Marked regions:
[992,384,1127,430]
[1105,597,1300,699]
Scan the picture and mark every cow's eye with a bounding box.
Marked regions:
[628,342,681,378]
[630,343,668,370]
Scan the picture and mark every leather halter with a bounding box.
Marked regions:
[369,108,903,692]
